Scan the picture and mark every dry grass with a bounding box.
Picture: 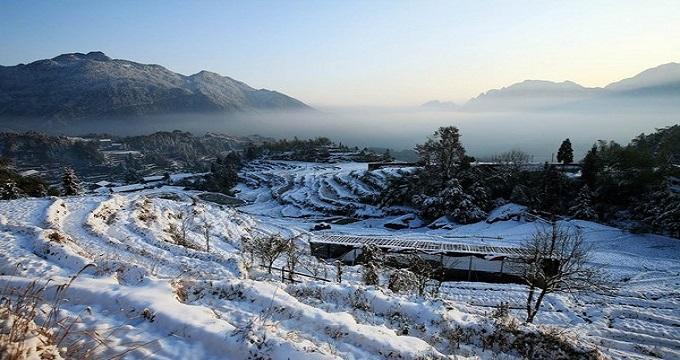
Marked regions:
[47,231,67,243]
[1,264,157,359]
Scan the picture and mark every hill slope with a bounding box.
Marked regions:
[0,51,311,119]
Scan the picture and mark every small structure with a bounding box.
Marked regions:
[310,234,530,283]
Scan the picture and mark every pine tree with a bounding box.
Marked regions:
[538,163,564,213]
[557,138,574,164]
[0,180,23,200]
[61,167,80,196]
[581,144,600,187]
[658,199,680,239]
[510,184,531,205]
[639,188,680,238]
[569,185,597,220]
[440,179,486,224]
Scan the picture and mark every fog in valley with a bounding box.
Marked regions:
[4,107,677,162]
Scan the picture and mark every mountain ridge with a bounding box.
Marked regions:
[0,51,312,119]
[426,62,680,111]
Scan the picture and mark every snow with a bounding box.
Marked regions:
[143,175,164,182]
[111,183,148,192]
[18,169,40,177]
[0,160,678,359]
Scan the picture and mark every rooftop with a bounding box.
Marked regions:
[311,234,530,258]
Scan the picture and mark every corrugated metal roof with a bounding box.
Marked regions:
[311,234,529,257]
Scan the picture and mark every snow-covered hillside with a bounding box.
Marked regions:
[237,160,413,218]
[1,162,679,359]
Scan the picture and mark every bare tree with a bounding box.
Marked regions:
[519,223,611,323]
[178,207,194,246]
[334,260,343,283]
[408,254,438,296]
[251,234,291,274]
[284,236,305,282]
[198,214,213,253]
[166,206,196,248]
[492,149,531,172]
[361,245,382,286]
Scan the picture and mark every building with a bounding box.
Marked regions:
[310,234,531,284]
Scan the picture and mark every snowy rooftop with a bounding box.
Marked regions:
[312,234,530,257]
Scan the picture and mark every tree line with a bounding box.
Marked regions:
[379,125,680,238]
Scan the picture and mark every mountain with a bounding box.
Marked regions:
[461,63,680,112]
[605,62,680,95]
[463,80,601,111]
[420,100,459,111]
[0,51,311,119]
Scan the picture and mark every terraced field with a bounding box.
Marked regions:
[0,162,678,359]
[236,160,413,218]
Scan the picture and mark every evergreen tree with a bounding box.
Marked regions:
[61,167,80,196]
[510,184,531,205]
[637,187,680,238]
[557,138,574,164]
[124,168,142,183]
[658,198,680,239]
[440,179,486,224]
[581,144,600,187]
[538,163,564,213]
[569,185,597,220]
[0,180,23,200]
[382,149,392,162]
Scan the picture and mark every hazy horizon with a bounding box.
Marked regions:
[3,107,676,163]
[2,0,679,107]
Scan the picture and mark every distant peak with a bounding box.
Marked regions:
[190,70,223,78]
[51,51,111,62]
[510,79,584,89]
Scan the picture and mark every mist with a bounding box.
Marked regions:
[1,107,677,162]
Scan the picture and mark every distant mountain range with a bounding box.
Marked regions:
[420,100,459,110]
[0,51,311,119]
[425,62,680,112]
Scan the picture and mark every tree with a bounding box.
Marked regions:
[492,149,531,174]
[557,138,574,164]
[361,245,382,286]
[251,234,292,274]
[569,185,597,220]
[167,207,195,248]
[0,180,23,200]
[406,254,438,296]
[519,223,610,323]
[580,145,600,187]
[537,163,564,213]
[382,149,393,162]
[198,214,212,252]
[61,167,80,196]
[636,187,680,238]
[415,126,470,185]
[125,168,143,183]
[284,239,304,282]
[510,184,531,205]
[412,178,486,224]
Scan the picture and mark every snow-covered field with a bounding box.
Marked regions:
[1,161,679,359]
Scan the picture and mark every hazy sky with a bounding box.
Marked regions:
[1,0,679,107]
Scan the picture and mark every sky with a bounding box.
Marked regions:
[1,0,679,107]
